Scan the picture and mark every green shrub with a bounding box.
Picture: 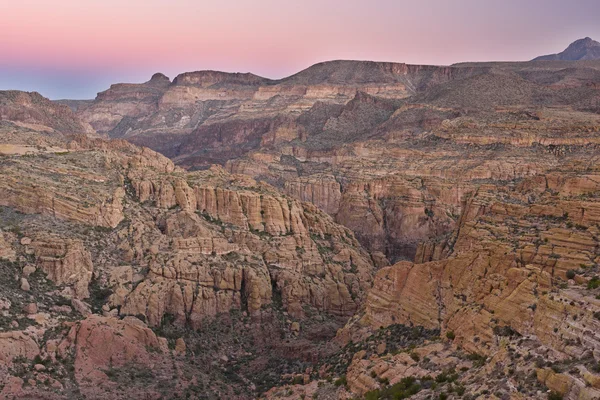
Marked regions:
[364,390,380,400]
[466,353,487,367]
[378,377,389,385]
[446,331,456,340]
[334,375,347,387]
[566,270,576,280]
[548,392,563,400]
[291,376,303,385]
[367,376,421,399]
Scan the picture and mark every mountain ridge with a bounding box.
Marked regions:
[533,36,600,61]
[3,43,600,399]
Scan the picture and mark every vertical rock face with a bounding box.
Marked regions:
[33,238,94,299]
[284,175,342,215]
[0,106,380,398]
[70,61,493,167]
[4,56,600,398]
[69,60,600,267]
[118,169,375,328]
[335,163,600,398]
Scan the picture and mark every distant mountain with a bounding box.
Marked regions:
[533,37,600,61]
[0,90,94,133]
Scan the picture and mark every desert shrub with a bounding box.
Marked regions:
[366,376,421,399]
[466,353,487,367]
[334,375,347,387]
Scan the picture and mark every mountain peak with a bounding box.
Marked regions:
[533,37,600,61]
[147,72,171,86]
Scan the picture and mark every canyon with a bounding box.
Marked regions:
[1,38,600,399]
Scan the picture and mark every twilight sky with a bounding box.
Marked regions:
[1,0,599,99]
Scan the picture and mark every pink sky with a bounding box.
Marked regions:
[1,0,599,98]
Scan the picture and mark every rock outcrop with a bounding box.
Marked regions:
[33,238,94,299]
[3,54,600,399]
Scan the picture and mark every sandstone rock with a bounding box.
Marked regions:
[20,278,30,291]
[33,238,93,298]
[291,321,300,332]
[57,315,164,397]
[119,177,375,328]
[582,368,600,389]
[0,331,40,365]
[22,303,37,315]
[174,338,186,355]
[0,231,16,261]
[22,264,36,277]
[537,368,573,396]
[0,376,25,399]
[71,299,92,316]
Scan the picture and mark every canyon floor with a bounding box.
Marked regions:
[2,54,600,399]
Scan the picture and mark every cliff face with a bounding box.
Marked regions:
[71,60,600,264]
[0,108,378,398]
[263,152,600,400]
[4,55,600,399]
[325,157,600,399]
[72,61,494,167]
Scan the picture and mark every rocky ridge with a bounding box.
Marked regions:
[2,49,600,399]
[0,96,376,399]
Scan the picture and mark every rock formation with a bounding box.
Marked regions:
[2,52,600,399]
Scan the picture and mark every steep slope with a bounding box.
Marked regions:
[70,61,493,167]
[265,146,600,400]
[20,57,600,399]
[0,92,378,399]
[226,61,600,262]
[69,59,600,264]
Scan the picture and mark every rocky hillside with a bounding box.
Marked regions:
[69,61,490,167]
[0,99,378,399]
[263,124,600,400]
[534,37,600,61]
[4,52,600,400]
[68,60,600,264]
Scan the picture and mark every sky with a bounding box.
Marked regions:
[1,0,599,99]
